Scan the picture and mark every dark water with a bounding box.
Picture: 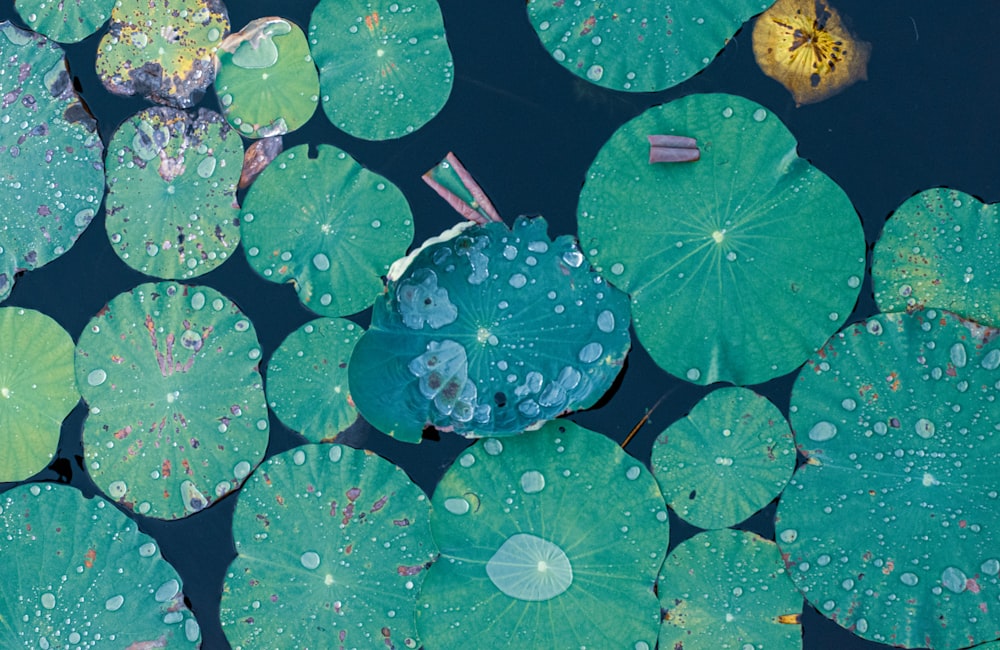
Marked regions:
[1,0,998,648]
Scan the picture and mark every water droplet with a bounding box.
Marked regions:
[847,275,861,288]
[234,460,252,479]
[155,579,180,603]
[950,343,968,368]
[941,566,967,593]
[87,368,108,386]
[855,618,868,633]
[139,542,157,557]
[808,421,837,441]
[508,273,527,288]
[610,262,624,275]
[981,559,1000,575]
[483,439,503,455]
[597,310,615,332]
[108,480,127,498]
[444,497,470,515]
[841,398,856,411]
[300,551,321,569]
[686,368,701,381]
[520,471,545,493]
[914,418,935,439]
[197,156,217,178]
[328,446,343,462]
[752,108,767,122]
[779,529,798,543]
[586,64,604,81]
[40,592,55,609]
[577,342,603,363]
[625,466,641,480]
[105,595,125,612]
[486,533,573,601]
[900,572,919,586]
[981,349,1000,370]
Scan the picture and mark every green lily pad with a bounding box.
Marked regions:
[777,309,1000,648]
[215,17,319,138]
[241,143,413,317]
[658,529,803,650]
[526,0,773,92]
[220,443,436,649]
[873,187,1000,328]
[0,482,200,647]
[348,215,631,442]
[14,0,115,43]
[0,307,78,482]
[578,93,865,385]
[105,106,243,280]
[417,420,668,648]
[76,282,269,520]
[95,0,229,107]
[308,0,454,140]
[651,386,795,530]
[267,317,363,442]
[0,22,104,303]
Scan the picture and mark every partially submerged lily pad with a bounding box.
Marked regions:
[15,0,115,43]
[0,307,78,482]
[0,482,200,647]
[578,93,865,385]
[527,0,773,92]
[76,282,269,520]
[651,386,795,530]
[349,215,631,442]
[752,0,871,105]
[215,17,319,138]
[241,143,413,317]
[873,187,999,328]
[417,420,668,648]
[105,106,243,280]
[658,529,803,650]
[266,317,363,442]
[777,309,1000,648]
[0,22,104,302]
[95,0,229,107]
[220,443,436,649]
[308,0,454,140]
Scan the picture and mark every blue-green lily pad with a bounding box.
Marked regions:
[578,93,865,385]
[417,420,668,648]
[267,317,363,442]
[308,0,453,140]
[15,0,115,43]
[0,307,78,482]
[241,143,413,317]
[105,106,243,280]
[651,386,795,530]
[215,17,319,138]
[76,282,269,520]
[777,309,1000,648]
[349,215,631,442]
[0,22,104,302]
[0,483,200,647]
[220,443,436,649]
[873,187,999,328]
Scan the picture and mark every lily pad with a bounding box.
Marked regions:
[0,22,104,303]
[241,143,413,317]
[95,0,228,107]
[105,106,243,280]
[578,93,865,386]
[308,0,454,140]
[777,309,1000,648]
[215,17,319,138]
[658,529,803,650]
[417,420,668,648]
[0,482,200,647]
[526,0,773,92]
[14,0,115,43]
[752,0,871,106]
[76,282,269,520]
[651,386,795,530]
[220,443,436,649]
[267,317,363,442]
[348,215,631,442]
[0,307,78,482]
[873,187,999,328]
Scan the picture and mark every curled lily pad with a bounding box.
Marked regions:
[873,188,999,328]
[76,282,269,520]
[105,106,243,280]
[527,0,773,92]
[215,17,319,138]
[417,420,668,648]
[349,215,631,442]
[651,386,795,530]
[578,93,865,385]
[777,310,1000,648]
[658,529,803,650]
[267,317,363,442]
[95,0,228,107]
[241,143,413,317]
[0,483,200,647]
[14,0,115,43]
[0,307,78,482]
[753,0,870,106]
[0,22,104,302]
[220,443,436,649]
[308,0,454,140]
